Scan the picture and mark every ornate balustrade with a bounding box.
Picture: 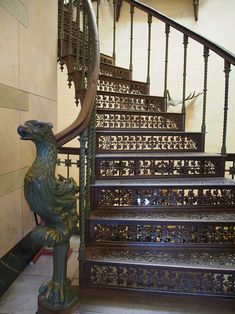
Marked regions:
[94,0,235,155]
[54,0,235,303]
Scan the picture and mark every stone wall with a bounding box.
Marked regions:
[0,0,58,257]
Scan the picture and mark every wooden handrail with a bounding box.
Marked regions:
[56,0,100,148]
[226,154,235,161]
[58,146,82,155]
[124,0,235,66]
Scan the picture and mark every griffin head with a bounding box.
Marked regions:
[17,120,54,143]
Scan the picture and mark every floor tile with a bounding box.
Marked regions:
[23,254,53,277]
[73,289,235,314]
[67,252,79,280]
[70,236,80,252]
[0,273,50,312]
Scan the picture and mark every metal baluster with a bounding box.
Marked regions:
[59,0,65,70]
[163,24,170,97]
[81,6,87,90]
[85,11,91,76]
[221,60,231,155]
[85,114,94,217]
[232,160,235,180]
[146,14,152,94]
[90,106,97,185]
[66,153,70,179]
[201,46,209,133]
[88,28,92,75]
[193,0,199,21]
[113,0,117,64]
[79,130,87,261]
[129,4,134,74]
[75,0,81,71]
[96,0,99,27]
[182,34,189,114]
[68,0,73,55]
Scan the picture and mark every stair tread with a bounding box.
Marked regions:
[90,209,235,222]
[96,130,203,134]
[96,152,223,158]
[99,74,147,85]
[100,62,130,72]
[96,109,165,115]
[93,177,235,187]
[96,90,164,99]
[86,245,235,270]
[96,109,181,115]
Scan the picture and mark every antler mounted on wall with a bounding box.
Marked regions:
[166,89,202,107]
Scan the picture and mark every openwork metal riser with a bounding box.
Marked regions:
[96,131,205,153]
[89,220,235,244]
[98,76,148,94]
[93,185,235,209]
[95,155,225,179]
[83,261,235,297]
[96,92,166,112]
[96,111,184,130]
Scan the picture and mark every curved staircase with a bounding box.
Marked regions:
[78,56,235,297]
[57,0,235,300]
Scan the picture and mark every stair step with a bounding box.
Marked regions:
[92,177,235,210]
[83,251,235,297]
[84,260,235,297]
[88,209,235,245]
[96,130,205,153]
[81,255,235,298]
[100,53,114,65]
[86,245,235,270]
[94,177,235,187]
[90,209,235,223]
[96,91,166,112]
[96,110,184,131]
[100,62,132,80]
[95,152,225,179]
[98,75,148,94]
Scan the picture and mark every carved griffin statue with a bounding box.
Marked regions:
[17,120,79,310]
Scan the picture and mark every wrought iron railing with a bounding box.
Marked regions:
[95,0,235,155]
[225,154,235,180]
[57,0,100,147]
[57,0,100,261]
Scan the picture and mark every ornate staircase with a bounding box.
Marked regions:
[78,56,235,297]
[57,0,235,299]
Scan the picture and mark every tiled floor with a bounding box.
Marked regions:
[0,236,235,314]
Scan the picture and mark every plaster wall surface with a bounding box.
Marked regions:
[0,0,58,257]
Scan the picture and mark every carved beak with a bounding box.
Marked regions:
[17,125,33,140]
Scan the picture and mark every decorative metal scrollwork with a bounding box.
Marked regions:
[96,112,183,130]
[97,158,220,178]
[92,222,235,244]
[100,64,130,80]
[98,77,148,94]
[97,133,203,152]
[97,187,235,207]
[96,93,165,112]
[89,264,235,296]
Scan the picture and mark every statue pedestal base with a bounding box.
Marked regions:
[37,297,80,314]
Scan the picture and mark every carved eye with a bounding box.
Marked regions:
[34,122,41,129]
